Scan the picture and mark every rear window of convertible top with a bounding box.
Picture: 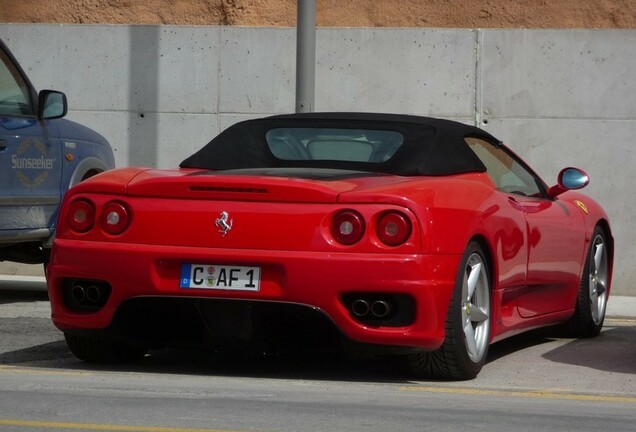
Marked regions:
[266,128,404,163]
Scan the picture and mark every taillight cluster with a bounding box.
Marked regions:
[100,201,131,235]
[67,199,131,236]
[376,211,411,246]
[331,210,412,247]
[67,199,95,233]
[332,210,366,245]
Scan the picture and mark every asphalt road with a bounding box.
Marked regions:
[1,287,635,432]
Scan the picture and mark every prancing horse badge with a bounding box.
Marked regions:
[215,211,233,236]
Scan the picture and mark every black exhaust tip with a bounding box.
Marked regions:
[62,279,111,312]
[342,293,415,327]
[351,299,371,317]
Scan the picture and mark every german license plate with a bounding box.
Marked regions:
[180,264,260,291]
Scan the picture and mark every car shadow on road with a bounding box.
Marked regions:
[100,348,419,383]
[3,318,633,382]
[541,323,636,374]
[0,288,48,304]
[485,321,636,375]
[1,342,419,382]
[486,326,558,363]
[0,341,70,365]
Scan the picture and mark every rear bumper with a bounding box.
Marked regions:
[0,228,52,244]
[47,239,461,351]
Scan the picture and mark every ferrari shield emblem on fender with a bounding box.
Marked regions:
[215,211,233,236]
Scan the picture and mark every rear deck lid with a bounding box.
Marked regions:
[124,168,408,203]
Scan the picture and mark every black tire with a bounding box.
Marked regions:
[567,226,610,338]
[409,241,491,380]
[65,333,147,363]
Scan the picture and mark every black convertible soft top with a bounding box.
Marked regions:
[180,113,500,176]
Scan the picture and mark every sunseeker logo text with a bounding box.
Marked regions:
[11,154,54,169]
[12,138,56,188]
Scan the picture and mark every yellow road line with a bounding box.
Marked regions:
[400,385,636,403]
[0,419,245,432]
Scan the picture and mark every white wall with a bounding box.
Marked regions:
[1,24,634,294]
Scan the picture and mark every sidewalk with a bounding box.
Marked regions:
[605,295,636,320]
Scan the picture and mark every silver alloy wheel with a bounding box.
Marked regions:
[461,253,490,363]
[589,234,608,325]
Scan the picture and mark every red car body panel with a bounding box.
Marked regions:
[47,166,611,350]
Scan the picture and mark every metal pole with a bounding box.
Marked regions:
[295,0,316,113]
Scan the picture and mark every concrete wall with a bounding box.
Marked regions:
[1,25,634,295]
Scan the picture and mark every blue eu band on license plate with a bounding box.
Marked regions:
[180,264,261,291]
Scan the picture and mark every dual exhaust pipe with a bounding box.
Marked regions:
[343,293,414,327]
[71,284,103,304]
[62,278,111,312]
[351,299,392,319]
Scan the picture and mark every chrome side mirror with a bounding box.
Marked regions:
[548,167,589,198]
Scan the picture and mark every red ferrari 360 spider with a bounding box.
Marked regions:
[47,113,613,380]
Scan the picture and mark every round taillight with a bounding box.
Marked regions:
[100,201,131,235]
[332,210,365,245]
[377,211,411,246]
[67,199,95,233]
